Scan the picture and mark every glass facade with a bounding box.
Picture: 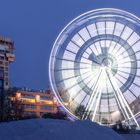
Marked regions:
[49,9,140,126]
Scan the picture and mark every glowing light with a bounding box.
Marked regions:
[16,92,21,100]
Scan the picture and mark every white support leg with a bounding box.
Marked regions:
[82,69,103,119]
[114,81,139,127]
[91,80,104,121]
[106,71,129,120]
[107,71,139,127]
[84,79,103,119]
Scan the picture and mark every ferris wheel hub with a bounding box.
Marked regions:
[102,58,112,67]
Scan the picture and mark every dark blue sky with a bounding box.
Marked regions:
[0,0,140,90]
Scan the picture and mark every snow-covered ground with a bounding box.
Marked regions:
[0,119,124,140]
[121,134,140,140]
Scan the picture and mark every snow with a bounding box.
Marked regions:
[121,134,140,140]
[0,119,124,140]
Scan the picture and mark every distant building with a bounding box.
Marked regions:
[11,90,58,118]
[0,36,15,90]
[0,37,14,119]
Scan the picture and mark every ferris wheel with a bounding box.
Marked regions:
[49,8,140,126]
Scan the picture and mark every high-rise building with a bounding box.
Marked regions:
[0,36,15,90]
[0,37,15,119]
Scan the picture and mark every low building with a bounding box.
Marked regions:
[12,90,58,118]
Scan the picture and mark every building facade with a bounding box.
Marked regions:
[0,37,15,90]
[0,37,14,120]
[13,90,58,118]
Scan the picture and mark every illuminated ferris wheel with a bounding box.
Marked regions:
[49,8,140,126]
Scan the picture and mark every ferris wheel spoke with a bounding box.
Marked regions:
[112,45,122,55]
[129,89,138,99]
[84,50,91,56]
[64,72,94,93]
[95,22,102,50]
[115,66,138,69]
[57,44,78,56]
[91,43,100,56]
[94,42,100,55]
[115,78,127,89]
[114,23,126,46]
[115,75,137,99]
[124,50,140,60]
[133,82,140,89]
[116,39,140,58]
[87,44,96,56]
[66,47,89,59]
[111,30,134,56]
[82,55,93,61]
[57,70,91,84]
[77,32,86,42]
[88,53,101,65]
[86,26,92,38]
[118,46,139,61]
[109,21,116,49]
[112,68,140,78]
[87,45,102,66]
[111,25,126,53]
[116,46,131,58]
[71,40,81,48]
[116,71,129,81]
[56,58,92,65]
[105,21,107,42]
[119,60,138,65]
[69,77,94,103]
[65,48,77,55]
[115,71,140,89]
[54,67,92,72]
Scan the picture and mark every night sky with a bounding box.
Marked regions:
[0,0,140,90]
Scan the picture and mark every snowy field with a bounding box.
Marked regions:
[121,134,140,140]
[0,119,125,140]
